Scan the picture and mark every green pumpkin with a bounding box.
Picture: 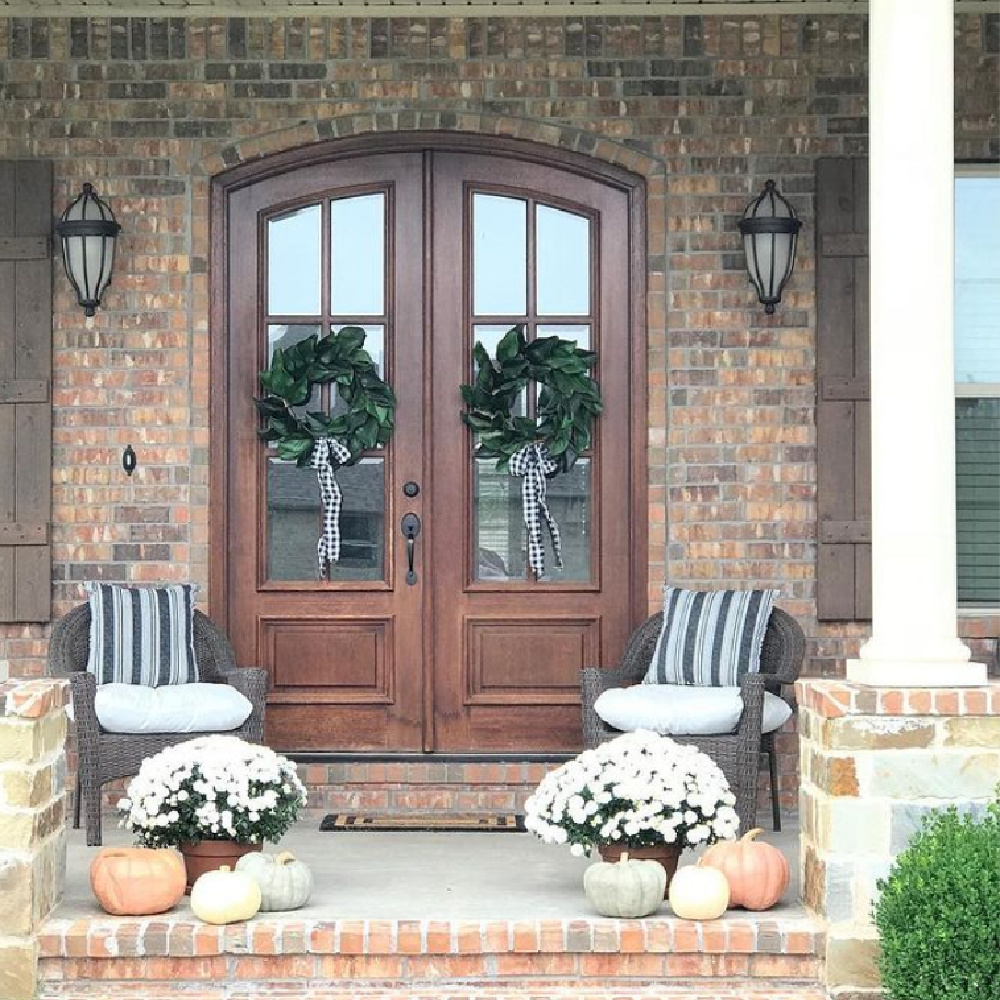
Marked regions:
[235,850,313,911]
[583,852,666,918]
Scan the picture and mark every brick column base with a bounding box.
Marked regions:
[0,679,69,1000]
[796,679,1000,998]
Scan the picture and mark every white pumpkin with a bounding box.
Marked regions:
[190,865,261,925]
[583,852,666,918]
[668,860,730,921]
[236,850,313,911]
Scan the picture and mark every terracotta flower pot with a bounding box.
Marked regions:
[597,843,682,897]
[178,840,262,892]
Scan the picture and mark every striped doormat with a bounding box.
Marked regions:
[320,813,526,833]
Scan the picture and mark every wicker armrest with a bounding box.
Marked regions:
[582,664,636,695]
[67,671,98,728]
[221,667,269,744]
[581,666,636,750]
[736,672,766,745]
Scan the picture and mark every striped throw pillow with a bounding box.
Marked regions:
[643,587,779,687]
[85,583,199,687]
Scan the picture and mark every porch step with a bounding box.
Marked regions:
[39,987,830,1000]
[38,914,825,992]
[93,759,798,821]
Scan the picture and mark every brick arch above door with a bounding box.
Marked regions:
[202,121,669,615]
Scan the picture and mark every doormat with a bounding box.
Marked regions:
[320,813,526,833]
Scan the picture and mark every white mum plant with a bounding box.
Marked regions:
[524,731,740,857]
[118,735,307,848]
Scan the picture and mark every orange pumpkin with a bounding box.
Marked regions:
[700,828,789,911]
[90,847,186,916]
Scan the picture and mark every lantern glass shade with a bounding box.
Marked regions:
[738,180,802,314]
[55,183,121,316]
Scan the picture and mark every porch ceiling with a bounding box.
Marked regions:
[2,0,995,20]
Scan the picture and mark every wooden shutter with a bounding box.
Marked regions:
[0,161,52,622]
[816,157,871,621]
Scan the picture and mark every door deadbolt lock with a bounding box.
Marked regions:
[403,481,420,498]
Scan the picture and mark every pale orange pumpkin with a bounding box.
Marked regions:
[700,828,789,911]
[90,847,186,916]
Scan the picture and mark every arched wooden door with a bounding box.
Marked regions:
[211,136,646,753]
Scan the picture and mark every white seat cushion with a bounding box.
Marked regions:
[594,685,792,737]
[95,683,253,735]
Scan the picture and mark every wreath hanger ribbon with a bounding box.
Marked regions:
[311,436,352,577]
[510,442,563,579]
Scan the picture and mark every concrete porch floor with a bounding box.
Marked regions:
[57,817,805,921]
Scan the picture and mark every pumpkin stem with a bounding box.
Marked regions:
[276,852,296,866]
[742,828,765,842]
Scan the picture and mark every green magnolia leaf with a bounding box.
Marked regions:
[287,379,311,407]
[495,327,521,362]
[336,325,367,352]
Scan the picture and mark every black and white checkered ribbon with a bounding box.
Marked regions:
[311,437,352,578]
[510,442,563,579]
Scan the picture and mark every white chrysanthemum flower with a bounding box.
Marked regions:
[522,730,739,855]
[118,736,306,849]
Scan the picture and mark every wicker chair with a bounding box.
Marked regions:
[49,603,270,846]
[581,607,805,835]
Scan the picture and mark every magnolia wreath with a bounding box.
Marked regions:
[461,325,603,578]
[256,326,395,578]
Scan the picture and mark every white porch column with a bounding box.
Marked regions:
[847,0,986,687]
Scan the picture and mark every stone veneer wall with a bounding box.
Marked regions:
[0,678,69,1000]
[796,678,1000,998]
[0,13,995,807]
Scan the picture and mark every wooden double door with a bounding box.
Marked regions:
[214,138,645,753]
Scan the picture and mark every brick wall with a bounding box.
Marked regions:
[0,14,996,792]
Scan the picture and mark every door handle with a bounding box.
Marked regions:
[401,513,421,585]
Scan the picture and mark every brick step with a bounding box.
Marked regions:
[92,758,799,817]
[39,915,824,987]
[38,983,831,1000]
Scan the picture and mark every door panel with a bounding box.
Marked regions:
[220,143,640,753]
[429,152,634,751]
[226,154,425,750]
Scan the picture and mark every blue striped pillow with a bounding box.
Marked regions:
[84,583,199,687]
[643,587,779,687]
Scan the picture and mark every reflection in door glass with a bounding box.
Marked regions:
[473,194,527,316]
[268,205,322,316]
[331,194,385,316]
[473,460,525,581]
[267,324,322,414]
[267,457,385,582]
[536,205,590,316]
[539,460,592,582]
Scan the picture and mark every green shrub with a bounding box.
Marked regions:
[874,801,1000,1000]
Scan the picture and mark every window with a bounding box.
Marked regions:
[955,166,1000,608]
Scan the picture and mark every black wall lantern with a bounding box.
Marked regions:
[55,183,121,316]
[738,179,802,314]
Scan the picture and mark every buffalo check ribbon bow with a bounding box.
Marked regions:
[510,442,563,579]
[311,436,353,578]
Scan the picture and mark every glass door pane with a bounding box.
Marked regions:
[263,191,390,583]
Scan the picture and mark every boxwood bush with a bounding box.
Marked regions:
[874,799,999,1000]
